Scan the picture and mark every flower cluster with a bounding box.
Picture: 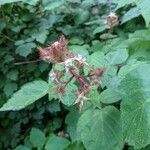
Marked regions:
[39,35,105,110]
[38,35,74,63]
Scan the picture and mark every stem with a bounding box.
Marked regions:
[69,68,89,89]
[14,59,41,65]
[0,34,15,42]
[64,75,74,87]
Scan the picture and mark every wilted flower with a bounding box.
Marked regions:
[39,35,103,111]
[106,12,119,28]
[38,35,74,63]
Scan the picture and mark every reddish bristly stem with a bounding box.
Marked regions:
[68,68,89,90]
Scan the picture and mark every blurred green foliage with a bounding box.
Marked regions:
[0,0,150,150]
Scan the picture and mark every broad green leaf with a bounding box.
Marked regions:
[4,82,18,97]
[141,144,150,150]
[93,25,110,35]
[87,51,105,67]
[117,0,150,26]
[101,66,118,88]
[30,128,46,150]
[90,40,103,52]
[77,106,123,150]
[130,49,150,61]
[0,0,22,5]
[118,63,146,81]
[66,142,84,150]
[16,42,36,57]
[100,88,122,104]
[69,37,84,45]
[74,9,90,25]
[0,80,48,111]
[121,7,141,24]
[84,51,105,75]
[23,0,39,6]
[119,64,150,149]
[44,1,65,11]
[7,70,19,81]
[15,145,30,150]
[69,45,89,56]
[59,84,78,106]
[67,0,81,3]
[31,28,49,44]
[0,19,6,32]
[46,100,61,113]
[100,33,117,40]
[136,0,150,27]
[87,85,100,106]
[65,109,80,141]
[127,29,150,52]
[48,81,59,100]
[116,0,135,9]
[105,48,128,65]
[45,135,70,150]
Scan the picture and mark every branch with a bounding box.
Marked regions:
[0,34,15,42]
[14,59,41,65]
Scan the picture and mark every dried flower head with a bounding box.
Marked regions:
[39,35,104,111]
[106,12,119,28]
[38,35,74,63]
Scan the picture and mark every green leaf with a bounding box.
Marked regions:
[15,145,30,150]
[45,135,70,150]
[66,142,84,150]
[74,9,90,25]
[46,101,61,113]
[31,28,49,44]
[87,51,105,67]
[69,45,89,56]
[136,0,150,27]
[48,81,59,100]
[117,0,150,26]
[66,0,81,3]
[87,85,100,106]
[0,19,6,32]
[127,29,150,52]
[30,128,46,150]
[0,0,22,5]
[16,42,36,57]
[90,40,103,52]
[7,70,19,81]
[100,88,122,104]
[0,80,48,111]
[4,82,18,97]
[60,84,78,106]
[119,64,150,149]
[93,25,110,35]
[101,66,118,88]
[23,0,39,6]
[116,0,135,9]
[77,106,123,150]
[65,109,80,141]
[105,48,128,65]
[118,63,143,81]
[69,37,84,45]
[43,1,65,11]
[121,7,141,24]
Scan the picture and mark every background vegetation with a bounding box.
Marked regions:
[0,0,150,150]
